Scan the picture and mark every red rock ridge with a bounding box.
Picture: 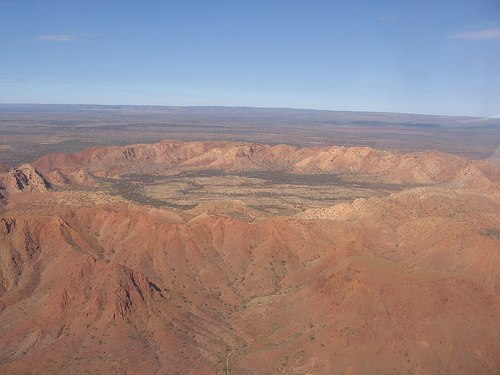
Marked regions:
[31,140,500,187]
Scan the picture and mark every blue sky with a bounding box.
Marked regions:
[1,0,499,116]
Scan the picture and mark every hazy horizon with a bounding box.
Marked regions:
[1,102,498,119]
[1,1,500,117]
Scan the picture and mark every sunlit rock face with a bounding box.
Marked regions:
[0,140,499,374]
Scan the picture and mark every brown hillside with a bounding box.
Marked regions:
[32,140,500,187]
[0,140,499,374]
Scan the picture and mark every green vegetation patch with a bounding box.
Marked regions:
[479,228,500,239]
[237,171,344,186]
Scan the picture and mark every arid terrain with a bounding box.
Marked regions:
[0,106,499,374]
[1,104,500,166]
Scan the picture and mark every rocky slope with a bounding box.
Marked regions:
[0,141,499,374]
[0,164,51,198]
[32,140,500,187]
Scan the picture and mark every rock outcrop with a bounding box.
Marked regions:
[31,140,500,187]
[0,182,499,374]
[0,140,499,374]
[0,164,51,197]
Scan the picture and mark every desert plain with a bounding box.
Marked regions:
[0,105,499,374]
